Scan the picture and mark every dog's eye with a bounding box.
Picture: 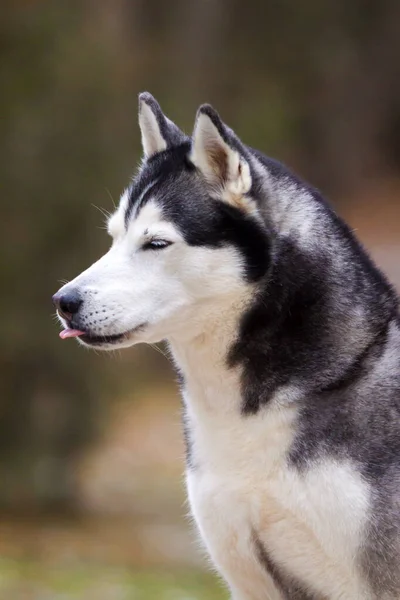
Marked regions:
[142,239,172,251]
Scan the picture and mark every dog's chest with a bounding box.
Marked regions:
[183,376,370,599]
[186,394,294,598]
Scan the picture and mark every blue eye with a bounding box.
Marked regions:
[142,239,172,251]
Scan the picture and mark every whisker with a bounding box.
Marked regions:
[105,188,117,210]
[150,343,172,363]
[91,203,112,220]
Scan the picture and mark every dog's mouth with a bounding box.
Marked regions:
[59,325,145,346]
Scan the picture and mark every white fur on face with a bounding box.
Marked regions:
[106,187,130,239]
[57,194,248,349]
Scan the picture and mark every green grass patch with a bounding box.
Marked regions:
[0,557,227,599]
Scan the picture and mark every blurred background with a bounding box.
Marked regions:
[1,1,400,598]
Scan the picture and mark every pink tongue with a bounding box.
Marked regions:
[59,328,85,340]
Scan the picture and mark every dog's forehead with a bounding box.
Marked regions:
[125,144,194,224]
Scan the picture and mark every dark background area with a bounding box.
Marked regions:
[1,1,399,597]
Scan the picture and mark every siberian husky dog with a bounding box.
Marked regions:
[53,93,400,599]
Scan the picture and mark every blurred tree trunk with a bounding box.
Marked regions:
[303,0,400,193]
[170,0,230,111]
[0,3,112,514]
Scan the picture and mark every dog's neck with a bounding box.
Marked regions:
[168,293,248,415]
[168,291,298,474]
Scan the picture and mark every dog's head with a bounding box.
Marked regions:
[53,93,270,349]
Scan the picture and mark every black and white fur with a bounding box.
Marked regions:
[54,93,400,599]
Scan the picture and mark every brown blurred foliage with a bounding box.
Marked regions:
[0,0,399,513]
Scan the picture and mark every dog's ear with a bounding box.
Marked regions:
[138,92,185,158]
[190,105,253,210]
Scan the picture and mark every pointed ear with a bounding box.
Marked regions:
[138,92,186,158]
[190,105,253,208]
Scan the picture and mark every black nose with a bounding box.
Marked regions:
[52,290,83,320]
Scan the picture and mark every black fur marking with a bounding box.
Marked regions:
[125,143,271,283]
[164,198,271,283]
[253,534,324,599]
[228,239,334,413]
[124,142,191,225]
